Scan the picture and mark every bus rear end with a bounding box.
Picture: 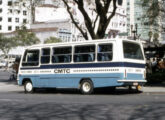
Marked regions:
[118,40,146,91]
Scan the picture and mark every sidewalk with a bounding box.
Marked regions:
[143,86,165,93]
[0,82,23,92]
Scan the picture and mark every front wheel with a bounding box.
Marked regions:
[80,80,94,94]
[24,81,34,93]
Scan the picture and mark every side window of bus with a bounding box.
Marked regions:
[41,48,50,64]
[74,45,95,62]
[52,47,72,63]
[22,50,39,66]
[97,44,113,61]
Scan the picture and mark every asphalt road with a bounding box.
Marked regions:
[0,70,165,120]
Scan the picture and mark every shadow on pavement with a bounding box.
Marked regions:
[0,99,164,120]
[27,87,142,95]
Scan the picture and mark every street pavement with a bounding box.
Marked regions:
[0,69,165,120]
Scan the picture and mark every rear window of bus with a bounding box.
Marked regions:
[123,41,144,60]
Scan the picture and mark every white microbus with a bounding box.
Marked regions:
[17,39,146,94]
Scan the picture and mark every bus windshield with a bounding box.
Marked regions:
[123,41,144,60]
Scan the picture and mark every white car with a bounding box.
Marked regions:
[0,61,6,68]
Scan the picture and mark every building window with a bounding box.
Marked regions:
[0,17,2,21]
[8,1,12,6]
[118,0,123,6]
[8,26,12,31]
[0,0,2,5]
[137,18,141,20]
[23,2,26,7]
[0,8,2,13]
[0,25,2,30]
[15,26,19,30]
[14,2,19,6]
[15,18,19,23]
[23,19,27,23]
[16,10,20,14]
[8,18,12,22]
[23,11,27,15]
[8,9,12,13]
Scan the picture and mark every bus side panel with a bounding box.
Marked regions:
[126,73,144,80]
[26,73,124,88]
[92,73,124,88]
[18,75,39,87]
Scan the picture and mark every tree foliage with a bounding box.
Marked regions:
[14,26,40,46]
[0,34,16,55]
[141,0,165,25]
[62,0,119,40]
[44,37,62,44]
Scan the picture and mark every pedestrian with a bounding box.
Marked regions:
[151,58,157,72]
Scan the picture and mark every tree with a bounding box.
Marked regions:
[62,0,119,40]
[0,34,16,56]
[141,0,165,25]
[44,37,62,44]
[14,26,40,46]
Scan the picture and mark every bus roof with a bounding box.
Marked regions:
[26,38,140,50]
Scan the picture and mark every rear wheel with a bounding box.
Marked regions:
[24,81,34,93]
[80,80,94,94]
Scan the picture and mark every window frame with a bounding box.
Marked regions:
[22,49,40,67]
[97,43,113,62]
[123,41,144,60]
[74,44,96,63]
[52,46,72,64]
[41,48,51,64]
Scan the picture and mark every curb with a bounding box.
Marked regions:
[143,87,165,93]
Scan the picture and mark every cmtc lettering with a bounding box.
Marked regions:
[54,69,70,74]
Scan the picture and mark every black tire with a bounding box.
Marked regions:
[24,81,34,93]
[80,80,94,94]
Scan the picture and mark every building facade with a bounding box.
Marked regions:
[0,0,30,33]
[127,0,165,42]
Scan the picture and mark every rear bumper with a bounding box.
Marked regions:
[118,80,147,86]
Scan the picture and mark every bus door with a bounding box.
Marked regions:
[21,49,42,87]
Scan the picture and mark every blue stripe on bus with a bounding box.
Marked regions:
[18,73,144,88]
[19,73,124,88]
[20,62,145,70]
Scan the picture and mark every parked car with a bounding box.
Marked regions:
[0,60,6,68]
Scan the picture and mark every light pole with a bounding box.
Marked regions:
[131,24,138,40]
